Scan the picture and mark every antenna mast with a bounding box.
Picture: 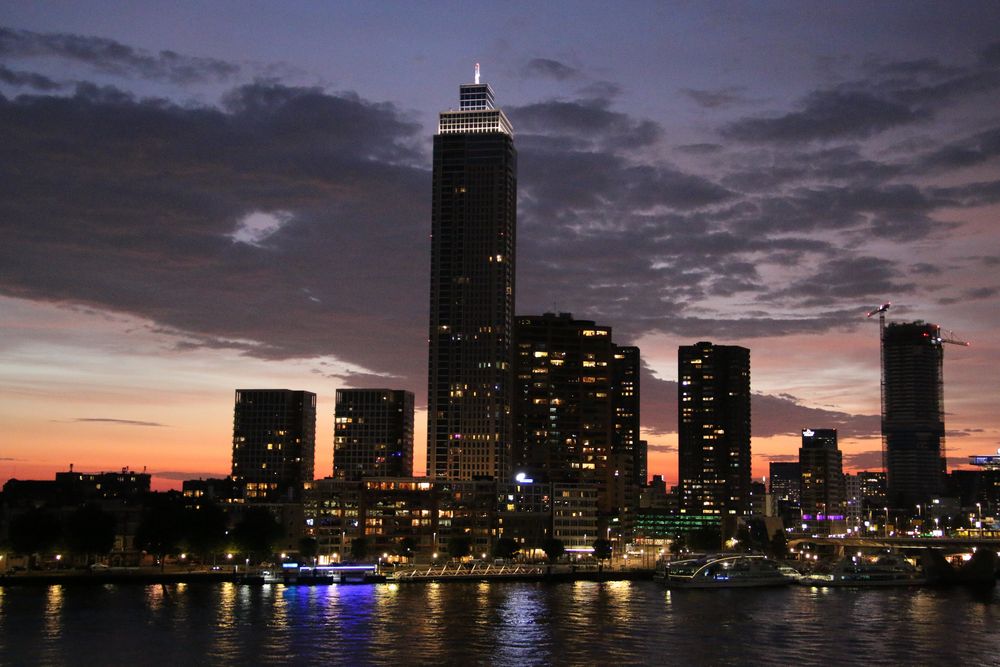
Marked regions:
[475,62,480,85]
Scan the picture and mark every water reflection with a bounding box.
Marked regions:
[44,585,63,639]
[0,581,996,666]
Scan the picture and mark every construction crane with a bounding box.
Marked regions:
[866,302,891,475]
[935,329,971,347]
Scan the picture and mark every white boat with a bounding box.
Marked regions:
[657,554,797,588]
[798,554,925,587]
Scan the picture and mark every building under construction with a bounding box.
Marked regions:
[882,321,946,508]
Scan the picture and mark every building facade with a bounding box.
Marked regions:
[883,322,946,508]
[678,342,752,516]
[513,314,614,487]
[231,389,316,502]
[769,461,801,521]
[512,313,642,519]
[799,428,845,531]
[334,389,414,480]
[427,70,517,481]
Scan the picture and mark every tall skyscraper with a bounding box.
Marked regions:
[231,389,316,502]
[883,321,945,507]
[799,428,845,528]
[612,345,643,487]
[678,342,751,516]
[334,389,414,480]
[427,67,516,481]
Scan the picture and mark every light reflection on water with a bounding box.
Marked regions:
[0,581,997,666]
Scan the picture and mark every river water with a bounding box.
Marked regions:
[1,580,997,665]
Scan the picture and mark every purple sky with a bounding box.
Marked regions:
[2,2,999,487]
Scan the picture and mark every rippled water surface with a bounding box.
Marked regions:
[1,581,997,665]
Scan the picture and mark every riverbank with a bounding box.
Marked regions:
[0,566,655,587]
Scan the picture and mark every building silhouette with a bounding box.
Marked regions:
[883,321,945,508]
[427,68,516,481]
[799,428,845,530]
[334,389,414,480]
[611,345,644,493]
[769,461,801,521]
[231,389,316,502]
[678,342,751,516]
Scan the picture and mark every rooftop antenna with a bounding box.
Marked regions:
[475,62,480,85]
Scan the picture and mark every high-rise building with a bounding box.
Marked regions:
[678,342,751,516]
[512,313,643,516]
[612,345,643,486]
[883,321,945,508]
[799,428,845,528]
[513,314,613,487]
[231,389,316,502]
[334,389,414,480]
[856,470,887,511]
[427,66,516,481]
[769,461,801,519]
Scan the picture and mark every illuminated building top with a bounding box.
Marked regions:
[438,64,513,136]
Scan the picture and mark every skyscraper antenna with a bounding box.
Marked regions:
[475,62,480,85]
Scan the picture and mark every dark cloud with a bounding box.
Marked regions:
[679,86,748,109]
[946,428,985,438]
[0,63,62,90]
[522,58,580,81]
[982,41,1000,66]
[675,143,723,154]
[639,368,880,438]
[0,26,240,83]
[0,81,430,382]
[722,90,922,143]
[509,97,662,151]
[917,127,1000,171]
[768,256,914,307]
[910,263,942,276]
[68,418,168,427]
[761,454,798,463]
[646,443,677,454]
[843,450,884,470]
[153,470,228,481]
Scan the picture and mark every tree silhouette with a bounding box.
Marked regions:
[397,536,416,560]
[9,508,63,569]
[541,538,565,563]
[66,504,116,564]
[183,502,228,561]
[447,534,472,560]
[298,537,318,561]
[493,537,520,560]
[592,538,613,561]
[350,536,369,561]
[135,499,185,568]
[231,507,282,563]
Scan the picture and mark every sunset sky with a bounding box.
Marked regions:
[2,2,999,491]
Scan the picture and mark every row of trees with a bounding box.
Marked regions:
[7,504,116,567]
[3,499,286,569]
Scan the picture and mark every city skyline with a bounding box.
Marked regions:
[3,3,1000,490]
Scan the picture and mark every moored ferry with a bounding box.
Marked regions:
[657,554,797,588]
[798,553,924,587]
